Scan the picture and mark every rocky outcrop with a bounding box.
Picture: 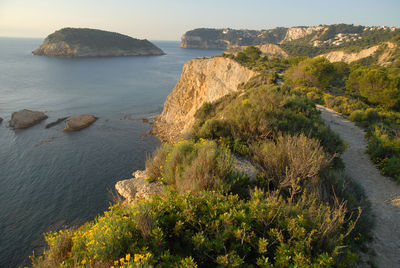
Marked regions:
[180,26,326,49]
[321,42,398,65]
[233,156,258,182]
[10,109,47,129]
[226,44,289,58]
[115,158,258,202]
[115,170,164,202]
[33,28,165,57]
[153,57,257,141]
[280,26,326,43]
[63,114,97,131]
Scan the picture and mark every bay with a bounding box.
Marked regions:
[0,38,221,267]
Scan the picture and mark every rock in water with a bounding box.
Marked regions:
[10,109,48,129]
[63,114,97,131]
[0,117,3,124]
[45,117,69,128]
[33,28,165,57]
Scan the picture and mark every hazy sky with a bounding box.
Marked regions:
[1,0,399,40]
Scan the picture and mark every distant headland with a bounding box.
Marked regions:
[33,28,165,57]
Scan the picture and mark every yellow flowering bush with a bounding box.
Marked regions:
[32,189,358,267]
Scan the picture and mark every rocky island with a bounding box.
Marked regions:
[33,28,165,57]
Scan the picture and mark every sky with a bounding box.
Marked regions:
[0,0,400,40]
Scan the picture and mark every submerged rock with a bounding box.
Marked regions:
[115,170,164,202]
[10,109,47,129]
[45,117,69,128]
[63,114,97,131]
[0,117,3,124]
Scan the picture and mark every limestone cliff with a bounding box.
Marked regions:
[33,28,165,57]
[226,44,289,58]
[321,42,399,66]
[280,26,326,43]
[153,57,257,142]
[180,28,288,50]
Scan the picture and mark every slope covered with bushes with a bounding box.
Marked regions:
[32,49,374,267]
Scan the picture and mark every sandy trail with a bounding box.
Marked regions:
[317,105,400,267]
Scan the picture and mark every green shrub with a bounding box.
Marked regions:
[193,85,345,157]
[349,110,364,122]
[284,57,337,88]
[346,65,400,108]
[383,156,400,181]
[250,134,331,196]
[367,126,400,182]
[34,189,356,267]
[145,139,249,194]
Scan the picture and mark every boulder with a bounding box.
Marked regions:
[0,117,3,124]
[63,114,97,131]
[233,156,258,182]
[115,170,164,202]
[10,109,47,129]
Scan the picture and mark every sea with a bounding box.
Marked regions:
[0,38,222,267]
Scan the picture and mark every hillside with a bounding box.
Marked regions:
[181,24,400,60]
[33,52,374,267]
[33,28,165,57]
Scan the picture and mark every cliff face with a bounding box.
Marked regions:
[153,57,257,142]
[180,26,326,50]
[226,44,289,58]
[33,28,165,57]
[181,25,400,53]
[280,26,326,43]
[180,28,288,50]
[322,42,399,66]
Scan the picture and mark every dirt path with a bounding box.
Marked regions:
[317,105,400,267]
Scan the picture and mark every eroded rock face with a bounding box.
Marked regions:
[10,109,47,129]
[322,44,381,63]
[153,57,257,142]
[321,42,398,66]
[281,26,326,43]
[115,170,164,202]
[226,44,289,58]
[63,114,97,131]
[322,42,397,66]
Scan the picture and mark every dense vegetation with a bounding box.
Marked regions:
[33,46,377,267]
[45,28,158,50]
[280,52,400,182]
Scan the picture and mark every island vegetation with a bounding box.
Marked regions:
[33,28,165,57]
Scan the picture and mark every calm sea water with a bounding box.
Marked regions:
[0,38,221,267]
